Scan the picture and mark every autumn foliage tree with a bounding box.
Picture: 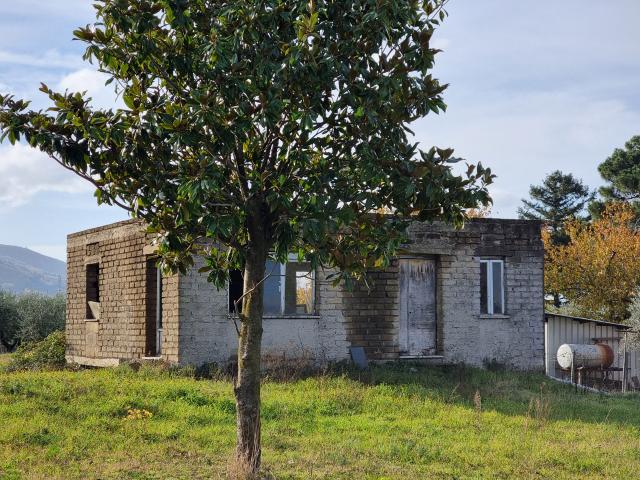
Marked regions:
[544,202,640,322]
[0,0,493,473]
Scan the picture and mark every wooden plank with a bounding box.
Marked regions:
[399,258,437,356]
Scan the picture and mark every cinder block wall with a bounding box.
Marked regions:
[176,256,350,366]
[66,218,543,370]
[339,219,544,369]
[408,219,545,370]
[342,263,400,361]
[66,220,179,365]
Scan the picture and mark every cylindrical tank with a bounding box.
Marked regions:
[556,343,614,370]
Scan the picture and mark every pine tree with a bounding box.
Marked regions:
[518,170,593,245]
[590,135,640,220]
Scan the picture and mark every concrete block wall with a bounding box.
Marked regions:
[66,220,179,365]
[407,219,545,370]
[66,218,543,370]
[342,263,400,360]
[177,256,350,366]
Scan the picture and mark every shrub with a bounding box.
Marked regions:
[0,291,21,351]
[16,292,65,344]
[628,290,640,350]
[0,291,65,351]
[7,331,66,371]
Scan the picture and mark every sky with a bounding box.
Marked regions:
[0,1,639,261]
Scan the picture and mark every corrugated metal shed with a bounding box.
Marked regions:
[545,313,640,391]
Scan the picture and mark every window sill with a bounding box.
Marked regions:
[229,314,320,320]
[84,318,99,323]
[265,314,320,320]
[479,314,510,320]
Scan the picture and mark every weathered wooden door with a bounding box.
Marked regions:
[399,258,437,356]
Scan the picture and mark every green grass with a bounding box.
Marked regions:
[0,354,10,368]
[0,363,639,479]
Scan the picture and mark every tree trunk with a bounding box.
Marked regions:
[234,220,269,475]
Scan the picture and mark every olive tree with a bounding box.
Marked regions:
[0,291,20,351]
[0,0,492,473]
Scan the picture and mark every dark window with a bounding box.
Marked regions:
[480,259,504,315]
[228,269,244,313]
[480,261,488,314]
[86,263,100,319]
[228,260,314,315]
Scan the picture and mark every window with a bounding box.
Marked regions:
[229,258,315,315]
[85,263,100,319]
[480,259,504,315]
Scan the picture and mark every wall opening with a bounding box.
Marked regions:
[229,269,244,313]
[145,259,163,356]
[85,263,100,319]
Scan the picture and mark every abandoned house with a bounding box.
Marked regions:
[65,218,544,370]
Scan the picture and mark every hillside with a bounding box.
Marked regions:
[0,363,638,479]
[0,244,65,295]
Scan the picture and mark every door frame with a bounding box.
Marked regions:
[398,255,439,356]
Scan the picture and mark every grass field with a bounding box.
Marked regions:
[0,362,639,480]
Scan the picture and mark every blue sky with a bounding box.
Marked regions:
[1,1,639,261]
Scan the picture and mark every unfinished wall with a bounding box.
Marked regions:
[66,218,543,370]
[66,220,179,365]
[177,257,350,366]
[342,263,400,361]
[407,219,545,370]
[338,219,544,369]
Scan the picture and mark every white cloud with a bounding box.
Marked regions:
[58,68,121,109]
[414,90,640,217]
[0,49,82,69]
[0,143,92,209]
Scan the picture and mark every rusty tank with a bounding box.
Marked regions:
[556,343,615,370]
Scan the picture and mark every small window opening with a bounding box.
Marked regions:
[228,269,244,313]
[480,259,504,315]
[86,263,100,319]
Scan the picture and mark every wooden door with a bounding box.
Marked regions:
[399,258,437,356]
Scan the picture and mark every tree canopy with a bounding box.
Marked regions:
[0,0,492,473]
[590,135,640,219]
[518,170,593,245]
[544,202,640,323]
[0,0,491,283]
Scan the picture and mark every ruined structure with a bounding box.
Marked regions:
[66,218,544,369]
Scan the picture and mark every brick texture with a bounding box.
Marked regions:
[66,218,544,370]
[66,220,179,364]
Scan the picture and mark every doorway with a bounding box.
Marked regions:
[399,257,437,356]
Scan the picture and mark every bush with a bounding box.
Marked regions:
[16,292,65,344]
[628,289,640,350]
[7,331,66,371]
[0,291,65,350]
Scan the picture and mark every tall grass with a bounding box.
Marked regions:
[0,363,638,479]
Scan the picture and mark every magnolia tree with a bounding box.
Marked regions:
[0,0,492,473]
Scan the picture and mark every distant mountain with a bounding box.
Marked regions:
[0,245,65,295]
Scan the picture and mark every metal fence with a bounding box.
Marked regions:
[545,313,639,392]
